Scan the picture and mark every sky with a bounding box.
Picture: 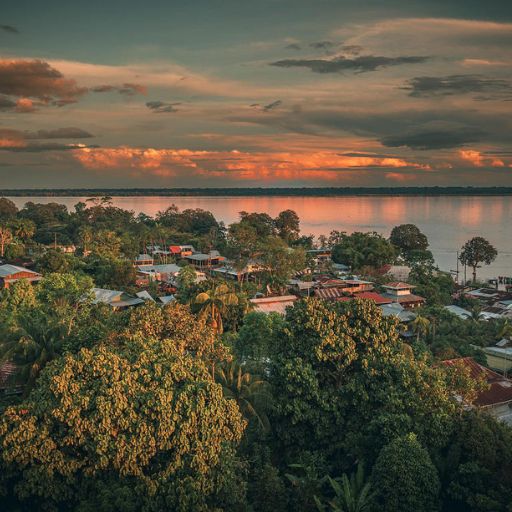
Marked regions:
[1,0,512,188]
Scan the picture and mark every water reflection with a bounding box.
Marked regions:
[9,195,512,279]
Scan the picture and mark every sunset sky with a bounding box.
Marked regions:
[1,0,512,188]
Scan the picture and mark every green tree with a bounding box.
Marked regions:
[459,237,498,283]
[371,433,440,512]
[90,229,122,258]
[315,463,374,512]
[194,283,239,335]
[259,237,306,294]
[234,311,284,366]
[270,299,457,468]
[0,225,13,257]
[216,361,270,431]
[390,224,429,256]
[0,330,246,511]
[275,209,300,243]
[442,411,512,512]
[411,314,431,343]
[331,232,396,271]
[0,198,18,221]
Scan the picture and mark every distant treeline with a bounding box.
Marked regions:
[1,187,512,197]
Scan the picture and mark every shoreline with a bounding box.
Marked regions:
[2,187,512,197]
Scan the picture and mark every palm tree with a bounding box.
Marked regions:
[78,226,94,254]
[315,463,374,512]
[194,283,239,335]
[499,320,512,340]
[0,311,64,394]
[215,361,270,431]
[0,225,13,257]
[411,315,430,343]
[13,219,35,241]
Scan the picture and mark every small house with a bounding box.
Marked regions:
[0,264,42,289]
[381,282,425,309]
[92,288,145,310]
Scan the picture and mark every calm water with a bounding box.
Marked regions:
[8,195,512,281]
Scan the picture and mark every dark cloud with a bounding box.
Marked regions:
[145,100,180,113]
[270,54,429,74]
[403,74,512,100]
[92,83,146,96]
[0,94,16,110]
[285,43,301,51]
[25,127,94,139]
[0,59,87,101]
[262,100,282,112]
[340,151,400,158]
[381,128,485,150]
[0,127,96,152]
[0,142,98,152]
[250,100,283,112]
[309,41,336,50]
[0,25,18,34]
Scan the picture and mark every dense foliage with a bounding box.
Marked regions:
[0,198,511,511]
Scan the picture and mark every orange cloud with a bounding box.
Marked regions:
[73,146,429,182]
[459,149,509,168]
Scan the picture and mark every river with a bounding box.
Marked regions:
[8,195,512,281]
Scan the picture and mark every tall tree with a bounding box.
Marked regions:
[0,330,246,511]
[389,224,429,255]
[459,237,498,283]
[216,361,270,431]
[194,283,239,335]
[0,225,13,257]
[371,433,440,512]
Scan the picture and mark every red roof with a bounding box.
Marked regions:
[441,357,512,407]
[169,246,182,254]
[352,292,393,304]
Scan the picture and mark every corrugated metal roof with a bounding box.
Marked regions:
[0,264,40,278]
[250,295,297,315]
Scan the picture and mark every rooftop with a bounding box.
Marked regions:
[0,264,40,278]
[383,281,415,290]
[441,357,512,408]
[250,295,298,315]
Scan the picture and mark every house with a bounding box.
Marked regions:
[331,262,351,274]
[169,245,195,258]
[212,260,265,282]
[250,295,298,315]
[444,304,472,320]
[134,253,154,266]
[380,302,417,322]
[381,282,425,309]
[185,252,224,269]
[92,288,145,310]
[314,278,374,301]
[307,248,332,264]
[441,357,512,425]
[483,341,512,374]
[289,279,317,296]
[464,288,507,305]
[137,263,182,283]
[0,264,42,289]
